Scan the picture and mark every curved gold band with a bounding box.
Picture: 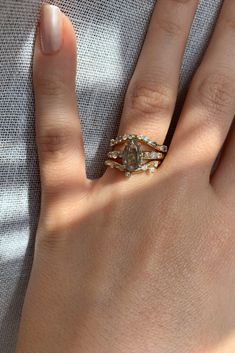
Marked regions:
[105,134,168,177]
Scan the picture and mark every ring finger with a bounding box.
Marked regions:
[118,0,199,144]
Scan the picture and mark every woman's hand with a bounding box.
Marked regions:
[16,1,235,352]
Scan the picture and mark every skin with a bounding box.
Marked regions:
[15,0,235,352]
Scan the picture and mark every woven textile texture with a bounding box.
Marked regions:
[0,0,223,351]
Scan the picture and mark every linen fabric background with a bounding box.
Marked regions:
[0,0,223,351]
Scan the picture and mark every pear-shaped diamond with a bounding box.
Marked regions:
[122,139,141,172]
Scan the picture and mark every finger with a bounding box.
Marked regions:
[33,4,89,199]
[211,121,235,206]
[118,0,199,144]
[168,0,235,177]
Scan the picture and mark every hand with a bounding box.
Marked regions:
[16,1,235,352]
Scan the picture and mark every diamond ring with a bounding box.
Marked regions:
[105,134,168,177]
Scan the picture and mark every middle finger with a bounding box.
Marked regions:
[118,0,199,145]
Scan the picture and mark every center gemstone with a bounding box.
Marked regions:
[122,139,142,171]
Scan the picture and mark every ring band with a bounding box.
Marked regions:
[107,150,165,160]
[105,134,168,177]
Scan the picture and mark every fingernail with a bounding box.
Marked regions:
[40,4,62,54]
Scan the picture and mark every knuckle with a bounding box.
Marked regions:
[197,71,235,114]
[37,127,75,154]
[36,202,84,250]
[35,74,68,98]
[157,17,183,37]
[36,226,69,254]
[127,81,173,117]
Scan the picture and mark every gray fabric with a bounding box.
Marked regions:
[0,0,223,351]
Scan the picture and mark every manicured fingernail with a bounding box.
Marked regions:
[40,4,62,54]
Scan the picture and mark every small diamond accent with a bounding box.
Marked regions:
[142,151,163,159]
[161,145,168,152]
[142,164,148,171]
[150,152,157,159]
[125,171,131,177]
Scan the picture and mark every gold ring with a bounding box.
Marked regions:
[104,134,168,177]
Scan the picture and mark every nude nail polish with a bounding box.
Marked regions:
[40,4,62,54]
